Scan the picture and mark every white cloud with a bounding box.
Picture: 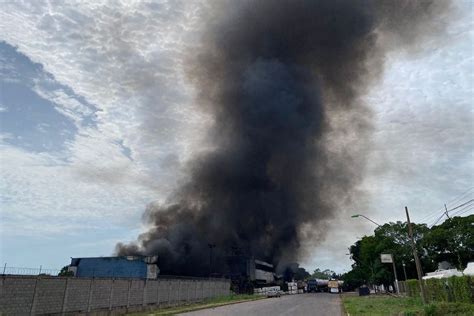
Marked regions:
[1,0,208,178]
[0,142,155,236]
[360,9,474,226]
[0,1,208,240]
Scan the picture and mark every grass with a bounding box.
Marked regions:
[342,294,474,316]
[130,294,265,315]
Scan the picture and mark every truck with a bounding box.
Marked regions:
[307,279,328,292]
[328,279,341,293]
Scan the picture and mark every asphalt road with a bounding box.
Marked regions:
[180,293,344,316]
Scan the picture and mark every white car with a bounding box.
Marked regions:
[267,289,281,298]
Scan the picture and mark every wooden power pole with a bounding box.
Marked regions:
[405,206,427,304]
[444,204,451,219]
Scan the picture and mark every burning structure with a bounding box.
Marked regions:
[116,0,449,282]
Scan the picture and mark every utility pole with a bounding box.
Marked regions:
[402,261,408,281]
[391,257,400,294]
[444,204,450,219]
[405,206,427,304]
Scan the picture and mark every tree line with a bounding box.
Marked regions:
[342,214,473,290]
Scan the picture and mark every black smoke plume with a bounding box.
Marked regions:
[116,0,449,275]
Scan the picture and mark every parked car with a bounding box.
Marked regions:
[267,289,281,298]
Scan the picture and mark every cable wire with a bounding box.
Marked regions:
[445,187,474,208]
[447,199,474,212]
[454,207,474,217]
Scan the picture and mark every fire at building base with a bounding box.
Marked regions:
[67,254,309,294]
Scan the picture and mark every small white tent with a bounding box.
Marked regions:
[463,262,474,276]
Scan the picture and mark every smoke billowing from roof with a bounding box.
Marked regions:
[116,0,450,275]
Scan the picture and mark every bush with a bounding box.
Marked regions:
[408,276,473,304]
[406,279,420,298]
[406,276,473,304]
[448,276,471,304]
[425,278,448,302]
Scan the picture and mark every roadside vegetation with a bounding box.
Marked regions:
[343,215,473,290]
[342,295,474,316]
[131,294,264,316]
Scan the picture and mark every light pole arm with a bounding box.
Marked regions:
[358,215,381,227]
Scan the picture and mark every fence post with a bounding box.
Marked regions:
[156,280,160,307]
[126,279,132,310]
[108,278,115,311]
[178,280,182,303]
[186,281,190,302]
[86,278,94,313]
[61,277,70,315]
[167,281,171,306]
[29,276,41,315]
[142,279,148,307]
[194,280,198,302]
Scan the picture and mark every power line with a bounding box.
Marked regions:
[430,212,446,227]
[418,206,446,223]
[447,199,474,212]
[450,203,474,217]
[445,187,474,208]
[429,199,474,227]
[455,207,474,217]
[420,190,474,225]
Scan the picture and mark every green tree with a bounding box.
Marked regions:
[310,268,334,279]
[423,215,474,269]
[58,265,74,277]
[347,221,435,287]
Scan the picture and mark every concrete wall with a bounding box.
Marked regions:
[0,275,230,315]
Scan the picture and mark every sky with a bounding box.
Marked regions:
[0,1,472,274]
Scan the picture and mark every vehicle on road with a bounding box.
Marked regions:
[328,279,341,293]
[307,279,328,292]
[266,289,282,298]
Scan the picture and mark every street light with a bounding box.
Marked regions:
[351,214,381,227]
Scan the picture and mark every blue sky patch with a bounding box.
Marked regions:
[0,41,97,153]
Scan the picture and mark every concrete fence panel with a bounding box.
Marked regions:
[205,281,210,298]
[196,281,203,300]
[128,279,144,306]
[183,280,191,302]
[0,277,36,315]
[90,279,113,310]
[144,280,158,305]
[157,280,167,305]
[110,279,129,308]
[64,278,90,313]
[33,278,67,315]
[0,275,230,315]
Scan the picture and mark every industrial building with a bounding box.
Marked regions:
[224,255,278,293]
[68,256,159,279]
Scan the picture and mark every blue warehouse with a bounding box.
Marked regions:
[69,256,159,279]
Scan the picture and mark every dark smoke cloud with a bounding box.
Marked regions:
[116,0,450,275]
